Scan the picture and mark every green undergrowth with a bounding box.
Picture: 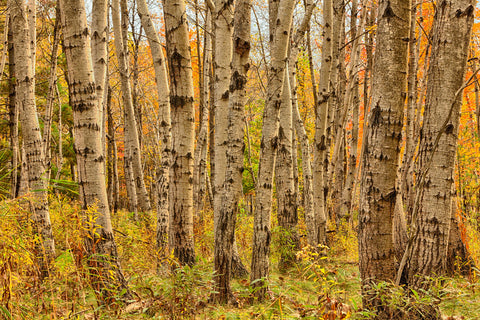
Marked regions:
[1,197,479,319]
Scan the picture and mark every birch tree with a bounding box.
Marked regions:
[10,0,55,278]
[401,0,475,290]
[193,9,211,217]
[275,66,298,271]
[137,0,172,263]
[162,0,196,266]
[313,0,333,245]
[91,0,108,155]
[274,0,314,269]
[250,0,296,300]
[60,0,131,300]
[213,0,251,302]
[7,13,18,199]
[112,0,151,213]
[358,0,409,311]
[339,0,365,221]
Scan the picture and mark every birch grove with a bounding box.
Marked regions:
[2,0,480,316]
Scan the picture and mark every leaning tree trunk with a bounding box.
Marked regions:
[137,0,172,265]
[10,0,55,278]
[112,0,151,212]
[250,0,296,301]
[358,0,410,312]
[59,0,131,302]
[162,0,196,266]
[402,0,474,292]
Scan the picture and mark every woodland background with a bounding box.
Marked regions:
[1,0,480,318]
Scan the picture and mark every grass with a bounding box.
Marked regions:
[1,196,479,319]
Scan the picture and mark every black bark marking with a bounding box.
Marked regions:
[383,1,395,19]
[456,5,474,18]
[170,95,193,109]
[230,71,247,91]
[234,37,251,55]
[221,90,229,100]
[371,104,382,127]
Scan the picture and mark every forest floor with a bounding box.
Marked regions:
[1,196,480,319]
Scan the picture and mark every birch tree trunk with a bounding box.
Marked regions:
[193,9,211,218]
[18,142,29,197]
[8,14,18,199]
[403,0,474,291]
[213,0,251,302]
[275,65,298,271]
[328,7,348,225]
[290,6,316,245]
[112,0,151,212]
[162,0,196,266]
[212,0,233,216]
[42,9,60,179]
[358,0,409,311]
[107,87,115,210]
[323,0,344,206]
[339,0,365,221]
[107,91,120,213]
[292,68,315,246]
[250,0,296,300]
[313,0,333,245]
[60,0,131,301]
[10,0,55,278]
[274,0,314,269]
[26,0,35,76]
[137,0,172,264]
[446,196,472,276]
[91,0,108,157]
[55,86,63,184]
[210,0,249,277]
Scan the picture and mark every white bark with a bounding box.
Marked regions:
[112,0,151,212]
[275,65,298,270]
[137,0,172,260]
[91,0,109,159]
[60,0,130,299]
[193,9,212,217]
[404,0,474,288]
[162,0,196,266]
[358,0,410,305]
[313,0,333,245]
[250,0,296,300]
[212,0,234,226]
[213,0,251,302]
[10,0,55,277]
